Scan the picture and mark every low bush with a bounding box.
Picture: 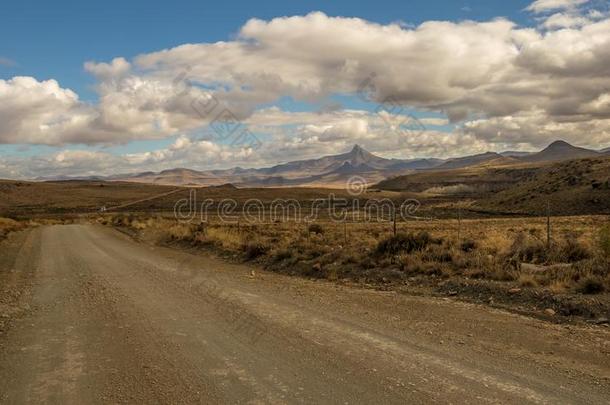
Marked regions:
[273,248,293,262]
[559,235,590,262]
[307,223,324,235]
[518,274,538,288]
[575,276,606,295]
[423,244,453,263]
[376,231,435,256]
[509,232,547,263]
[460,239,477,252]
[243,242,268,260]
[599,224,610,258]
[0,217,25,240]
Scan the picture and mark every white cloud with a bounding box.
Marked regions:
[0,105,488,179]
[0,77,98,144]
[1,11,610,177]
[133,14,525,122]
[526,0,590,14]
[3,12,610,146]
[462,110,610,149]
[419,118,450,126]
[84,57,131,80]
[541,12,590,28]
[112,13,610,126]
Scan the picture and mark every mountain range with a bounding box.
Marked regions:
[42,141,609,188]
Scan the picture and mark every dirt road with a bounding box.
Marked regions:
[1,225,609,404]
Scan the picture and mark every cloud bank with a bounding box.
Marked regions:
[1,1,610,178]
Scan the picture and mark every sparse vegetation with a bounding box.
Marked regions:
[575,276,606,295]
[599,224,610,259]
[375,231,434,256]
[243,241,269,260]
[460,239,477,252]
[101,214,610,302]
[307,223,324,235]
[0,217,26,241]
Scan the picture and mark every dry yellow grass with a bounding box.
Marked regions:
[101,213,610,295]
[0,217,24,239]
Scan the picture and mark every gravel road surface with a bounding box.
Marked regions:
[1,225,609,404]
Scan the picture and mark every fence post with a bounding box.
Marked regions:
[546,201,551,248]
[392,205,397,236]
[344,220,348,245]
[457,206,461,244]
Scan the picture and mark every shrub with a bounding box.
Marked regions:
[423,244,452,263]
[488,268,517,282]
[399,254,425,274]
[518,274,538,288]
[599,224,610,259]
[205,227,242,249]
[508,232,547,263]
[273,248,293,262]
[460,239,477,252]
[307,223,324,235]
[243,242,268,260]
[342,253,359,264]
[575,276,605,294]
[549,280,569,294]
[376,231,433,256]
[0,217,22,239]
[560,236,590,262]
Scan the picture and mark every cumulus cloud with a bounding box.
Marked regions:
[0,77,99,144]
[461,110,610,149]
[1,10,610,177]
[84,57,131,80]
[133,14,526,122]
[526,0,590,14]
[240,107,488,163]
[0,137,257,179]
[0,74,218,145]
[0,104,490,179]
[541,12,591,28]
[107,13,610,127]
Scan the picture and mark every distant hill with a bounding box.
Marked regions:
[519,140,599,163]
[375,150,610,216]
[476,156,610,215]
[500,151,533,158]
[433,152,502,170]
[119,168,229,187]
[374,161,538,194]
[112,145,440,188]
[37,140,605,189]
[255,145,435,176]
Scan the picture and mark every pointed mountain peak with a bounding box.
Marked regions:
[348,144,374,157]
[350,144,364,153]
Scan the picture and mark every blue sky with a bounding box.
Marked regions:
[0,0,608,178]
